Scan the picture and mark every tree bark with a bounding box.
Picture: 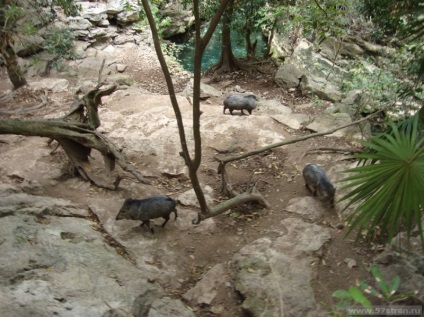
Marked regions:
[1,41,27,89]
[0,0,27,89]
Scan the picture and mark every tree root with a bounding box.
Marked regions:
[0,90,48,115]
[192,161,270,225]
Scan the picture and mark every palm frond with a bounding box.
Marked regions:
[338,115,424,247]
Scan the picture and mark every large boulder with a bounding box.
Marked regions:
[274,64,303,89]
[160,7,195,39]
[274,39,347,102]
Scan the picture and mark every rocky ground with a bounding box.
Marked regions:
[0,30,422,317]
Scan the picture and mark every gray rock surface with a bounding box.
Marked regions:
[274,39,346,102]
[183,264,228,305]
[182,79,222,99]
[29,78,69,92]
[373,225,424,303]
[0,185,198,317]
[230,217,331,317]
[160,7,195,39]
[274,64,303,89]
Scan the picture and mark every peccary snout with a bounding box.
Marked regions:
[223,94,257,115]
[302,164,336,208]
[116,195,178,233]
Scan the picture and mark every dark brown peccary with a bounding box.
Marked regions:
[223,94,257,115]
[116,195,178,233]
[302,164,336,208]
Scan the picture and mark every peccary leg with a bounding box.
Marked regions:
[161,209,178,228]
[161,215,170,227]
[305,184,316,196]
[141,220,155,234]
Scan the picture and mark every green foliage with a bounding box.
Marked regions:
[43,27,74,58]
[358,266,418,303]
[43,27,76,69]
[51,0,81,17]
[356,0,424,78]
[0,2,24,25]
[292,0,352,43]
[256,4,288,34]
[330,265,418,316]
[135,0,173,37]
[338,115,424,246]
[341,61,401,113]
[160,41,183,67]
[332,286,372,312]
[356,0,400,37]
[357,0,423,41]
[341,47,423,124]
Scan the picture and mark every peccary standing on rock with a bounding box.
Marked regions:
[115,195,178,233]
[223,94,257,115]
[302,164,336,208]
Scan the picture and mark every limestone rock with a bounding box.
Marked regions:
[13,35,44,57]
[0,187,168,317]
[67,17,93,30]
[160,9,195,39]
[183,264,228,305]
[29,78,69,92]
[230,218,331,317]
[182,79,222,99]
[274,64,304,89]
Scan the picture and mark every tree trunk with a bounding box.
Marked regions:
[0,1,27,89]
[1,40,27,89]
[264,20,277,58]
[245,26,257,58]
[207,0,246,74]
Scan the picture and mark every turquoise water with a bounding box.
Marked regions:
[172,24,266,72]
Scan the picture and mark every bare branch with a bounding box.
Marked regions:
[218,114,378,164]
[193,191,270,224]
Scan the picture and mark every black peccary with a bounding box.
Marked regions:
[223,94,257,115]
[302,164,336,208]
[115,195,178,233]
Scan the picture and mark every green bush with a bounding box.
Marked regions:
[42,27,76,70]
[43,27,75,59]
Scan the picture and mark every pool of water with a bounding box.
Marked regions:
[171,23,266,72]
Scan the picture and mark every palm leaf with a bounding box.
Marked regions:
[338,116,424,246]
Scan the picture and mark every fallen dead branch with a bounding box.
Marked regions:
[0,82,151,188]
[300,147,363,159]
